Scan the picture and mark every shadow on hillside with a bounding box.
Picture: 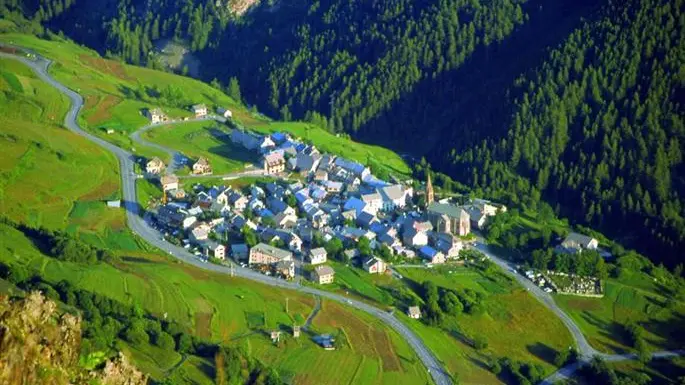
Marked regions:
[526,342,558,365]
[356,0,604,163]
[120,256,157,264]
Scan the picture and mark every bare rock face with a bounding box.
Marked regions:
[0,291,77,385]
[0,292,147,385]
[220,0,262,15]
[94,352,148,385]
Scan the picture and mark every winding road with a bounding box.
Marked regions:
[471,241,684,383]
[4,47,681,385]
[1,50,453,385]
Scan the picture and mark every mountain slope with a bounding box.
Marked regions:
[2,0,684,265]
[449,0,685,266]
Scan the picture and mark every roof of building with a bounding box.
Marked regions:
[407,306,421,316]
[362,192,382,203]
[362,256,383,267]
[147,157,164,166]
[419,245,439,258]
[562,232,597,249]
[357,211,377,226]
[149,107,165,116]
[194,157,210,166]
[310,247,327,257]
[192,104,207,110]
[161,174,179,184]
[264,152,285,166]
[314,265,335,276]
[231,243,248,252]
[427,202,469,220]
[379,184,405,201]
[343,197,366,214]
[251,243,293,260]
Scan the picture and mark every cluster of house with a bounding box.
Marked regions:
[145,155,212,179]
[145,103,233,125]
[149,127,508,285]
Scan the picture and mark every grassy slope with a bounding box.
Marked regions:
[395,265,575,384]
[0,222,430,385]
[0,57,131,247]
[555,272,685,354]
[142,120,260,174]
[0,33,410,178]
[609,357,685,384]
[0,48,429,384]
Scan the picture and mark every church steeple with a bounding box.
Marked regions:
[426,172,434,205]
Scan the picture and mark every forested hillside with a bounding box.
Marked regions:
[1,0,684,266]
[448,0,685,266]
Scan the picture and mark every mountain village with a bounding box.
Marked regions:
[141,105,604,307]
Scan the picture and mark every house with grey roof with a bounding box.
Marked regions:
[311,265,335,284]
[249,243,293,265]
[361,192,383,215]
[378,184,412,211]
[427,202,471,236]
[309,247,328,265]
[558,232,599,254]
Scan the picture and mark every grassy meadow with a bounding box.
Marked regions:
[555,272,685,354]
[0,222,431,385]
[395,265,575,384]
[142,120,260,174]
[0,57,130,244]
[0,33,411,179]
[0,52,430,384]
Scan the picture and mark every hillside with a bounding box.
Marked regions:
[0,291,147,385]
[3,0,683,267]
[0,38,428,385]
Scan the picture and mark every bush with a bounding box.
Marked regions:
[156,331,176,350]
[473,336,488,350]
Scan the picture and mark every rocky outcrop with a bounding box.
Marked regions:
[0,292,147,385]
[94,352,148,385]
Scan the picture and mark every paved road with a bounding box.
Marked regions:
[471,241,596,358]
[2,50,453,385]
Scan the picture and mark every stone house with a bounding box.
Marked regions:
[192,157,212,175]
[248,243,293,265]
[146,157,165,174]
[311,265,335,284]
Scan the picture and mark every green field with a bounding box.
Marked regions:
[555,273,685,354]
[609,357,685,384]
[0,58,126,240]
[248,121,412,177]
[0,54,430,384]
[0,221,430,385]
[0,33,411,179]
[322,261,398,306]
[142,120,260,174]
[395,265,575,384]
